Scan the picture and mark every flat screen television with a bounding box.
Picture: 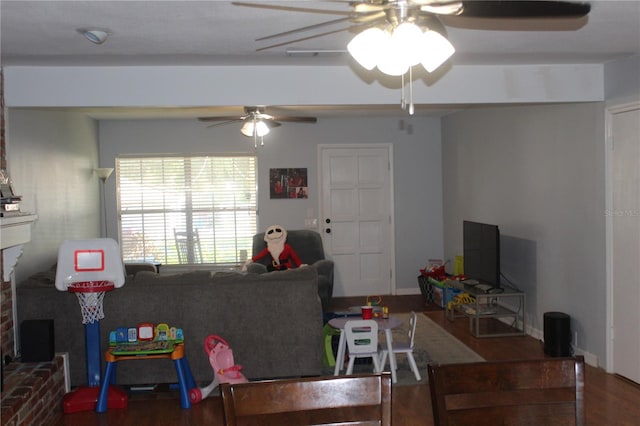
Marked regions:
[463,220,501,288]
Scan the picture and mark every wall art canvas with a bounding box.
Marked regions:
[269,168,308,199]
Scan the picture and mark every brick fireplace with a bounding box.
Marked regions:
[1,69,67,426]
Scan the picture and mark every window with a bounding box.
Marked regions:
[116,154,257,266]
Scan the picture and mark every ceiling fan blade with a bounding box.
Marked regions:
[350,1,389,13]
[255,8,384,42]
[232,2,352,16]
[204,120,245,129]
[352,10,387,23]
[198,116,245,122]
[265,120,282,129]
[457,1,591,18]
[271,116,318,123]
[256,27,350,52]
[256,16,352,42]
[419,1,465,16]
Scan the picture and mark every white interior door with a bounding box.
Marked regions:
[319,145,394,297]
[609,103,640,384]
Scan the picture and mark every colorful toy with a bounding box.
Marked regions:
[108,323,184,350]
[189,335,247,404]
[99,324,194,412]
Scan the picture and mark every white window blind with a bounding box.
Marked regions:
[116,155,257,266]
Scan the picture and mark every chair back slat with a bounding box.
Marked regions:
[222,373,391,426]
[428,356,585,426]
[345,320,379,354]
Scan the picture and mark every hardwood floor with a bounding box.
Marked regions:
[54,295,640,426]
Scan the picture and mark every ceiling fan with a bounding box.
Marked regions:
[236,1,592,49]
[198,106,318,147]
[233,1,590,114]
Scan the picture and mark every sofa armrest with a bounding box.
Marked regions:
[310,259,333,281]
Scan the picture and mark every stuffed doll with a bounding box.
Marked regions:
[244,225,305,271]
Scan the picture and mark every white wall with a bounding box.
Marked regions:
[4,64,604,108]
[99,114,443,292]
[6,109,100,284]
[441,103,606,363]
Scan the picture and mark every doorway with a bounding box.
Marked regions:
[606,102,640,384]
[318,144,395,297]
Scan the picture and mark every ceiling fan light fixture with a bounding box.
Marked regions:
[420,30,455,72]
[347,27,388,71]
[377,31,411,76]
[349,19,454,76]
[391,22,424,67]
[240,119,270,137]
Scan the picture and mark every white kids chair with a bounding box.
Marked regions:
[344,319,383,375]
[379,311,421,381]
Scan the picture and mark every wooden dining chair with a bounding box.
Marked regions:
[221,372,392,426]
[428,356,585,426]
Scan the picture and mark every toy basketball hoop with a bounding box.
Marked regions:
[55,238,127,413]
[68,281,115,324]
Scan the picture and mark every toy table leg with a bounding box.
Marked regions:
[181,357,197,390]
[96,362,115,413]
[333,331,346,376]
[174,357,196,409]
[96,361,128,413]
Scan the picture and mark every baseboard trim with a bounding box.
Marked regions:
[395,287,421,296]
[501,320,599,367]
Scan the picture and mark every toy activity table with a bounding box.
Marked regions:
[97,338,196,412]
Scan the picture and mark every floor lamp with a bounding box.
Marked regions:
[95,168,114,237]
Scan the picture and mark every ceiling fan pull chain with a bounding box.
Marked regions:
[409,67,414,116]
[253,118,258,148]
[401,74,406,110]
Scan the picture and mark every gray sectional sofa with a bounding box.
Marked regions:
[17,266,324,387]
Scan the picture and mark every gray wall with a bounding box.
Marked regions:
[441,102,606,362]
[605,54,640,104]
[99,114,444,293]
[7,109,100,284]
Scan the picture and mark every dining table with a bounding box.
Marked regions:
[328,315,403,383]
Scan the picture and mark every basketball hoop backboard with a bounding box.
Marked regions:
[55,238,125,291]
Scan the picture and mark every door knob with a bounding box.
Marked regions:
[325,228,331,234]
[325,218,331,224]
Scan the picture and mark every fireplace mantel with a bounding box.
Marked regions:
[1,213,37,280]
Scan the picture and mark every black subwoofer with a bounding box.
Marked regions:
[20,319,55,362]
[543,312,572,357]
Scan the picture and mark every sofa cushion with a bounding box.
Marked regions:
[133,270,211,285]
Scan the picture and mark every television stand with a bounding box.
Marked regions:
[446,280,526,338]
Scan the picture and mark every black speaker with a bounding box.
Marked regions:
[543,312,572,357]
[20,319,55,362]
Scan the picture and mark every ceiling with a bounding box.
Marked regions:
[1,1,639,119]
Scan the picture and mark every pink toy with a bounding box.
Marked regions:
[189,335,248,403]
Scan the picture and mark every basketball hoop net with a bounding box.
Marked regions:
[68,281,115,324]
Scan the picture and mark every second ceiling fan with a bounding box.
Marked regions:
[198,106,318,147]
